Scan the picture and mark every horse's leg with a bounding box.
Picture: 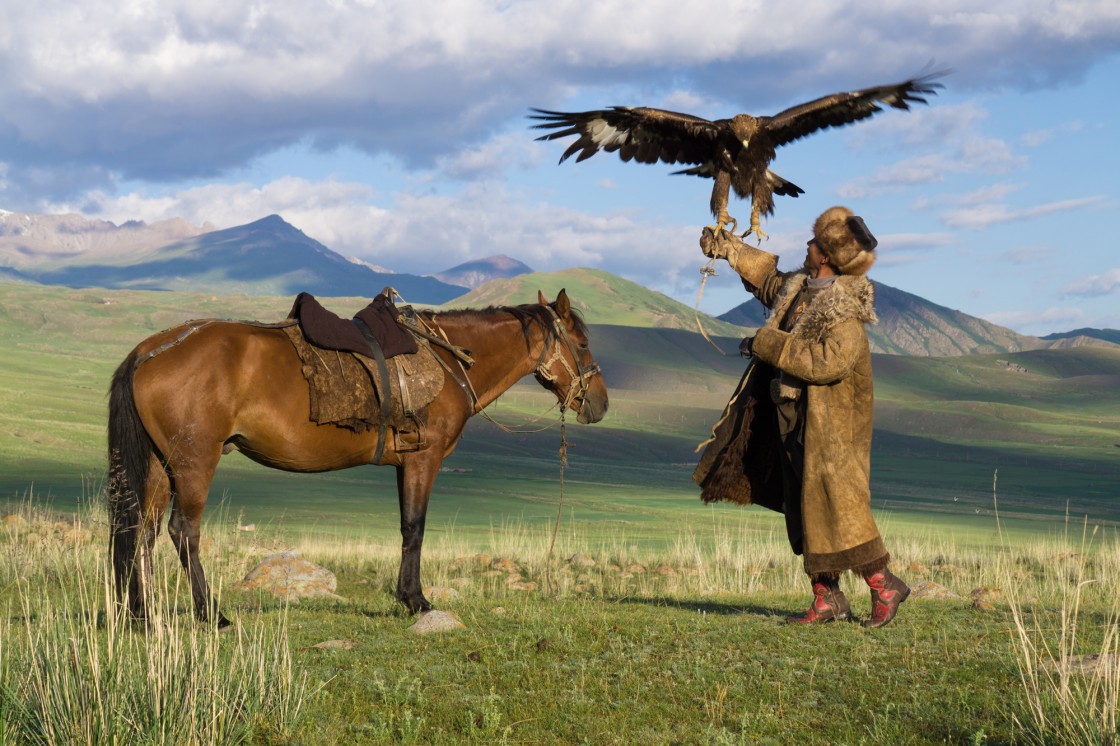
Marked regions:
[165,449,230,627]
[394,452,441,613]
[128,454,172,621]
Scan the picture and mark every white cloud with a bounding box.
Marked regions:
[981,306,1087,333]
[1062,268,1120,297]
[2,0,1119,205]
[942,195,1104,229]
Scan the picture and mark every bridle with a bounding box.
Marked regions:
[417,305,600,425]
[532,305,602,416]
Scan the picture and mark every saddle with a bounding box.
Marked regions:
[283,291,444,459]
[288,291,418,358]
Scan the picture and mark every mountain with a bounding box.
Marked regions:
[27,215,469,304]
[430,254,533,289]
[444,267,747,336]
[0,210,209,270]
[719,279,1067,356]
[1041,328,1120,347]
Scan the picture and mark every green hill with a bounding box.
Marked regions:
[444,267,747,336]
[1,280,1117,531]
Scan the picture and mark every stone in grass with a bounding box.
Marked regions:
[1046,654,1120,675]
[424,585,461,603]
[908,580,959,600]
[568,553,596,568]
[311,639,360,651]
[970,587,1002,612]
[409,610,466,634]
[234,550,344,602]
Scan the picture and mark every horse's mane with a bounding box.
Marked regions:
[421,303,589,349]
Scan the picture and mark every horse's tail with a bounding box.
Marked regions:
[107,351,153,602]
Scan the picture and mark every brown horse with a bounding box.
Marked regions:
[107,289,608,626]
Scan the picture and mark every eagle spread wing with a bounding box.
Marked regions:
[529,107,724,168]
[760,73,946,148]
[531,71,946,240]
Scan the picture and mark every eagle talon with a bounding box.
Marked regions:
[708,214,738,237]
[742,219,768,245]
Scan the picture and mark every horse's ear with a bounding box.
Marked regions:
[555,288,570,318]
[537,290,549,305]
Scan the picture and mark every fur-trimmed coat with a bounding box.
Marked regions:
[694,269,889,577]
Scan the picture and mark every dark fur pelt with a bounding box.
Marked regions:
[693,360,784,513]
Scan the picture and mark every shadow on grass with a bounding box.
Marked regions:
[610,595,785,618]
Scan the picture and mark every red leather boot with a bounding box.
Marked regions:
[862,570,910,628]
[787,577,850,624]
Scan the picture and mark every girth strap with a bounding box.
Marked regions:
[352,317,392,464]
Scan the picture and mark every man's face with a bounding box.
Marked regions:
[804,239,827,274]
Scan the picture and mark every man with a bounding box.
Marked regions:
[693,206,909,627]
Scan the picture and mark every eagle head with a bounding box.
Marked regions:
[729,114,760,144]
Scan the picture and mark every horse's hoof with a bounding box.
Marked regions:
[215,614,233,630]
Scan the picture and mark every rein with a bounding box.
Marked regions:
[410,303,598,597]
[694,258,734,356]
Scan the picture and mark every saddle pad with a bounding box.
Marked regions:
[282,325,444,432]
[287,292,418,358]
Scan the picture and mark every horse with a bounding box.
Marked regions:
[107,289,608,627]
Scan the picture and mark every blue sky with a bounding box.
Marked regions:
[1,1,1118,335]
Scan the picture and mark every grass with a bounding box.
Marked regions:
[4,491,1120,744]
[2,281,1120,742]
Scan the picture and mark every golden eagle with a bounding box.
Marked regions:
[531,74,944,240]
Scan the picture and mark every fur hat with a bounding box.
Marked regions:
[813,206,877,276]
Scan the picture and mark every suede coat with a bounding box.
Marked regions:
[694,270,888,576]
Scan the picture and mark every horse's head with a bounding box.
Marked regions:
[534,289,609,424]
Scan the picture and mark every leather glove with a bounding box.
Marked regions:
[739,334,755,357]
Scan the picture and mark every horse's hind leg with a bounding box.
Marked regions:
[166,451,230,627]
[129,455,172,620]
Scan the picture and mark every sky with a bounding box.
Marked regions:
[1,1,1118,336]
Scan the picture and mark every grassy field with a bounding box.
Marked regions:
[4,498,1120,744]
[2,280,1120,743]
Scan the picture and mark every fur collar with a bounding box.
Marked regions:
[763,273,877,342]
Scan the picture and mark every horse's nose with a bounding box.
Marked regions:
[577,394,608,424]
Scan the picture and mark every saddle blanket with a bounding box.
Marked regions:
[282,324,444,432]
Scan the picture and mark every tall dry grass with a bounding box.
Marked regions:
[0,496,310,745]
[5,484,1120,743]
[994,471,1120,745]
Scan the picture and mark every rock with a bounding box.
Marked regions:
[1045,654,1120,675]
[568,553,596,568]
[970,587,1001,612]
[908,562,928,574]
[233,550,343,602]
[970,586,1002,601]
[490,558,519,573]
[625,563,646,574]
[424,586,460,603]
[909,580,959,600]
[508,581,538,591]
[311,639,360,651]
[408,610,465,634]
[654,564,678,577]
[3,514,26,531]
